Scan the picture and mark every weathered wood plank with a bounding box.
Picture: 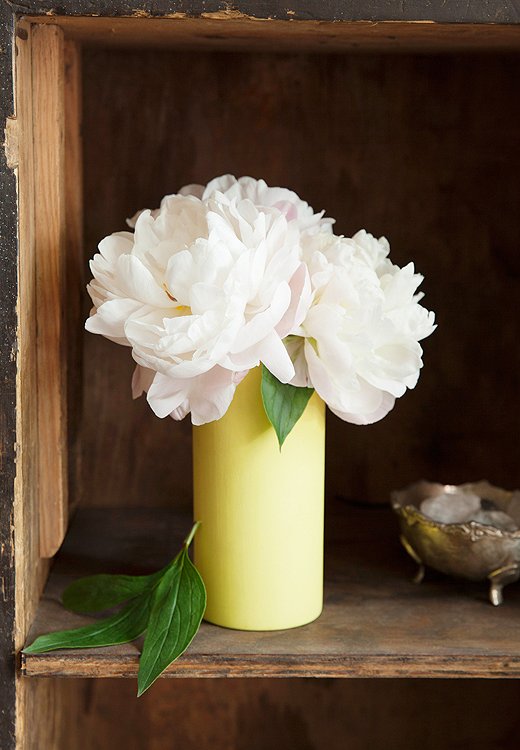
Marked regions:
[56,678,520,750]
[63,39,84,514]
[20,16,520,52]
[21,504,520,679]
[14,21,69,750]
[20,653,520,680]
[32,24,69,558]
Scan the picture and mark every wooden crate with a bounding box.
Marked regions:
[2,3,520,748]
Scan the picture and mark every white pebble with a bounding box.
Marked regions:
[471,509,518,532]
[420,492,481,524]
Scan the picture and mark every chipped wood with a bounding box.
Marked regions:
[3,117,19,170]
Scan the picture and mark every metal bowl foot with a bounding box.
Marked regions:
[399,535,425,584]
[488,565,520,606]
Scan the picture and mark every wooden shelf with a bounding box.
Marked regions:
[22,501,520,680]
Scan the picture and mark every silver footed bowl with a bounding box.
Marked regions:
[391,480,520,606]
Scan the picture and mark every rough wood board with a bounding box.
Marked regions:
[22,504,520,679]
[64,39,84,514]
[13,22,75,750]
[50,678,520,750]
[22,17,520,52]
[14,20,49,652]
[32,24,69,558]
[14,22,43,749]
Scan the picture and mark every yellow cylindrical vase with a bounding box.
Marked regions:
[193,366,325,631]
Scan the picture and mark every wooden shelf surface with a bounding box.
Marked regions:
[22,502,520,679]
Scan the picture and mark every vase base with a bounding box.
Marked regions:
[202,604,323,632]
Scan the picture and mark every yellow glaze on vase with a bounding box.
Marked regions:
[193,366,325,631]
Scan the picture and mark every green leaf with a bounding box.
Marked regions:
[137,546,206,696]
[62,570,164,614]
[24,522,205,698]
[23,592,152,654]
[261,365,314,448]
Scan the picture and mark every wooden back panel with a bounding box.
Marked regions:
[80,49,520,508]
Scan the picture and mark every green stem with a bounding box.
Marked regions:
[183,521,201,549]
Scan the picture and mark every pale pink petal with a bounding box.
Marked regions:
[275,264,312,337]
[146,373,189,418]
[285,336,310,387]
[304,339,392,423]
[329,391,395,425]
[179,183,204,199]
[147,366,247,425]
[131,365,155,399]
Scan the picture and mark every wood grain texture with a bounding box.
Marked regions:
[81,50,520,510]
[32,24,69,557]
[22,16,520,52]
[22,503,520,679]
[14,21,50,650]
[51,678,520,750]
[13,22,70,750]
[64,39,84,514]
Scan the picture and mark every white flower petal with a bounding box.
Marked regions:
[232,281,291,352]
[116,255,168,307]
[147,373,189,419]
[285,336,310,387]
[275,263,313,337]
[85,298,142,343]
[329,390,396,425]
[131,365,156,398]
[145,366,246,425]
[255,331,295,383]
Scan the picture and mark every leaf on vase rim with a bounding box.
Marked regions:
[261,365,314,449]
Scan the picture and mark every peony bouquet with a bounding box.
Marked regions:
[86,175,435,440]
[25,176,435,694]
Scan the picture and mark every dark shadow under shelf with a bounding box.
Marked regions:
[22,500,520,679]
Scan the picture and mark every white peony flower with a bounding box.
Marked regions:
[289,231,436,425]
[86,187,314,425]
[180,174,334,235]
[86,174,434,431]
